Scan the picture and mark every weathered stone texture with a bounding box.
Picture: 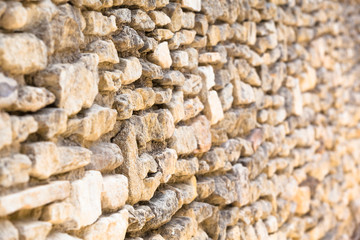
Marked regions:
[0,0,359,240]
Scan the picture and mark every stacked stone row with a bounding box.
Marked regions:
[0,0,359,239]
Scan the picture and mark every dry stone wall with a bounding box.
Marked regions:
[0,0,360,239]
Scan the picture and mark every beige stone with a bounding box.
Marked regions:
[10,116,38,143]
[0,181,70,216]
[0,73,18,110]
[87,143,123,172]
[0,112,12,150]
[35,54,99,116]
[62,171,103,230]
[149,11,171,26]
[101,175,128,211]
[83,11,117,36]
[65,104,117,143]
[33,108,68,139]
[55,146,92,174]
[169,126,198,155]
[232,79,256,105]
[80,209,128,240]
[203,91,224,125]
[0,220,19,240]
[85,40,119,64]
[171,51,189,68]
[165,91,185,123]
[14,221,51,240]
[46,233,81,240]
[163,3,183,32]
[0,154,31,187]
[21,142,59,179]
[198,52,222,64]
[131,10,155,32]
[183,97,204,121]
[0,33,47,75]
[116,57,142,85]
[148,42,172,69]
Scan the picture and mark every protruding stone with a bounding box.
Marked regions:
[33,108,68,139]
[0,112,12,150]
[85,40,119,64]
[83,11,117,36]
[87,143,123,172]
[169,126,197,155]
[0,33,47,75]
[149,11,171,26]
[131,10,155,32]
[0,73,17,110]
[0,154,31,188]
[14,221,52,240]
[165,91,185,123]
[148,42,172,69]
[112,26,144,53]
[101,175,128,211]
[163,3,183,32]
[0,181,70,217]
[0,220,19,240]
[203,91,224,125]
[10,115,38,143]
[35,54,99,116]
[198,66,215,90]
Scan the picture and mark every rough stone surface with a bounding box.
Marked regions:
[0,1,359,240]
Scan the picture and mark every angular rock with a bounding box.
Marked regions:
[183,97,204,121]
[165,91,185,123]
[83,11,117,36]
[194,14,208,36]
[35,54,99,116]
[105,8,131,24]
[33,108,68,139]
[148,42,172,69]
[14,221,51,240]
[85,40,119,64]
[80,209,129,240]
[163,3,183,32]
[0,33,47,75]
[116,57,142,85]
[0,154,32,188]
[64,104,117,143]
[171,51,189,68]
[140,59,164,80]
[21,142,59,179]
[181,74,203,97]
[0,181,70,216]
[0,220,19,240]
[46,233,81,240]
[112,26,144,53]
[168,126,197,155]
[218,83,234,111]
[10,115,38,143]
[131,10,155,31]
[149,11,171,26]
[55,146,92,174]
[101,175,128,211]
[198,66,215,90]
[203,91,224,125]
[232,79,256,105]
[154,148,177,183]
[87,143,123,172]
[62,171,103,230]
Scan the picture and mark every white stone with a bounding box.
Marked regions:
[165,91,185,123]
[35,54,99,116]
[233,80,256,105]
[63,171,103,230]
[55,146,92,174]
[14,221,52,240]
[81,209,129,240]
[0,181,70,216]
[46,233,81,240]
[86,40,119,64]
[171,51,189,68]
[101,175,128,211]
[198,66,215,90]
[116,57,142,85]
[0,73,18,110]
[0,154,31,187]
[0,220,19,240]
[148,42,172,69]
[203,91,224,125]
[0,112,12,150]
[181,0,201,11]
[148,11,171,26]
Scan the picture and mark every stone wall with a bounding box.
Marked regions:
[0,0,360,239]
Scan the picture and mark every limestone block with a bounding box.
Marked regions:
[168,126,198,155]
[14,221,51,240]
[63,171,103,230]
[33,108,68,139]
[299,64,317,92]
[112,26,144,53]
[156,70,185,86]
[99,70,123,92]
[55,146,92,174]
[148,42,172,69]
[152,29,174,41]
[65,104,117,143]
[0,33,47,75]
[160,216,197,240]
[264,216,278,233]
[190,115,212,154]
[0,73,17,110]
[163,3,183,32]
[83,11,117,36]
[168,30,196,49]
[194,14,208,36]
[105,8,131,24]
[101,175,128,211]
[201,0,224,23]
[171,50,189,68]
[207,25,221,46]
[232,79,256,105]
[35,54,99,116]
[0,154,31,187]
[175,157,199,177]
[182,12,195,29]
[87,143,123,172]
[198,52,222,64]
[183,97,204,120]
[165,91,185,123]
[149,11,171,26]
[0,112,12,150]
[80,209,129,240]
[140,59,164,80]
[0,2,27,30]
[294,187,310,215]
[198,66,215,90]
[154,88,172,104]
[131,10,155,32]
[203,91,224,125]
[255,220,269,240]
[85,40,119,64]
[181,74,203,96]
[10,116,38,143]
[0,181,70,216]
[41,201,74,225]
[6,86,55,113]
[0,220,18,240]
[21,142,59,179]
[218,83,234,111]
[116,57,142,85]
